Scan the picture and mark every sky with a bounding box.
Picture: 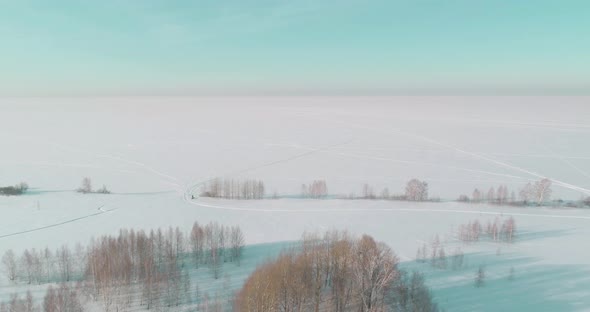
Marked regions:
[1,0,589,96]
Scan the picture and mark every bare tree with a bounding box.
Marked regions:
[502,217,516,242]
[96,184,110,194]
[43,248,54,283]
[57,245,72,282]
[451,247,464,270]
[230,226,245,265]
[190,222,204,268]
[405,179,428,201]
[387,271,439,312]
[472,188,482,202]
[77,177,92,194]
[308,180,328,199]
[533,178,552,206]
[519,182,534,204]
[457,195,470,202]
[362,183,375,199]
[475,265,485,288]
[2,250,17,282]
[487,187,495,203]
[30,249,43,285]
[43,284,83,312]
[437,248,447,269]
[20,249,35,284]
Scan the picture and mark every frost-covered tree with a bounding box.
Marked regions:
[533,178,552,206]
[2,250,17,282]
[405,179,428,201]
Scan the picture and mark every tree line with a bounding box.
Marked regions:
[456,217,517,244]
[341,179,431,202]
[76,177,110,194]
[1,221,245,312]
[198,178,433,202]
[195,177,590,207]
[300,180,329,199]
[200,178,265,199]
[0,182,29,196]
[459,178,553,206]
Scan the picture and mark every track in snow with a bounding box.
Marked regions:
[186,199,590,221]
[0,204,116,240]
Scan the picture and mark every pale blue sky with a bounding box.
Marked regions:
[1,0,589,96]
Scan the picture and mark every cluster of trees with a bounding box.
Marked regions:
[519,178,552,205]
[460,179,553,206]
[0,284,84,312]
[76,177,110,194]
[457,217,517,243]
[0,182,29,196]
[44,284,84,312]
[466,185,514,204]
[0,291,36,312]
[301,180,328,199]
[1,244,84,285]
[85,223,244,311]
[404,179,429,201]
[87,228,190,311]
[342,179,431,202]
[388,271,439,312]
[416,236,465,271]
[201,178,265,199]
[188,222,245,276]
[1,222,245,312]
[236,230,439,312]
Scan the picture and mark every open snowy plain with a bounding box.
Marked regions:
[1,96,590,311]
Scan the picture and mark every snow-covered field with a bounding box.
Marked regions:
[1,96,590,311]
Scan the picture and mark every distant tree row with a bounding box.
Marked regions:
[200,178,265,199]
[467,184,514,205]
[342,179,431,202]
[457,217,517,243]
[236,230,439,312]
[459,178,553,206]
[76,177,110,194]
[196,178,434,202]
[0,182,29,196]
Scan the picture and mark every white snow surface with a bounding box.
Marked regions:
[1,96,590,311]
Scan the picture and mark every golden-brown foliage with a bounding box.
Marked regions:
[236,231,399,312]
